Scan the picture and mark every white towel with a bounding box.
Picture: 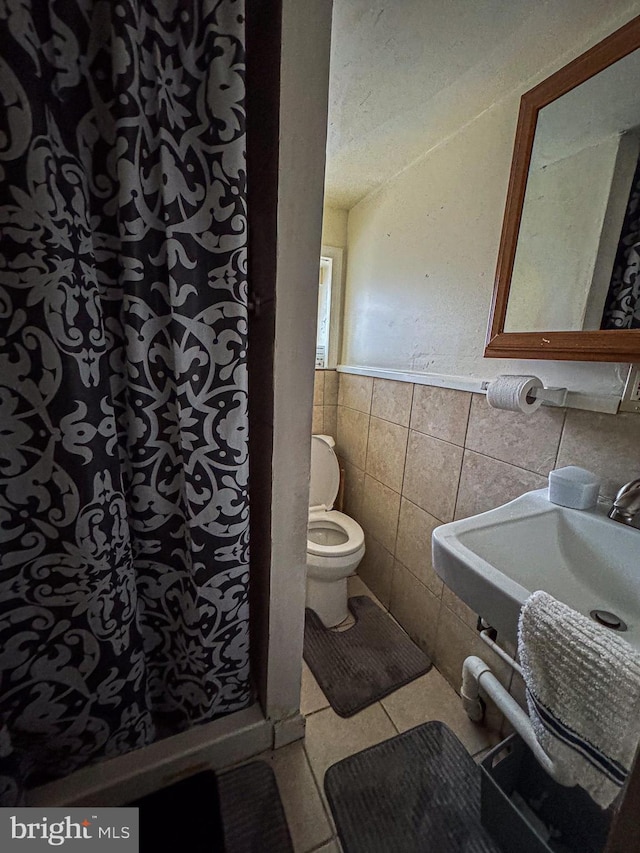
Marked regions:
[518,590,640,808]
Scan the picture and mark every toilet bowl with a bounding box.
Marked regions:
[306,434,365,627]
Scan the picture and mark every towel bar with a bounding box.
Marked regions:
[461,656,567,785]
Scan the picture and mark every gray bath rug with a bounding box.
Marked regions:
[304,595,432,717]
[133,761,293,853]
[218,760,294,852]
[324,721,501,853]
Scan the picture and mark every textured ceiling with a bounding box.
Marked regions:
[324,0,640,210]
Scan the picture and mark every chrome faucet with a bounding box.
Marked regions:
[608,478,640,525]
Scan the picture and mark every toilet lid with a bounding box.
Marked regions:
[309,435,340,510]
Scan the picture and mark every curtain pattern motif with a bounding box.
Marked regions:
[0,0,250,802]
[601,156,640,329]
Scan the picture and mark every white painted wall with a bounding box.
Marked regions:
[322,205,348,247]
[342,8,640,397]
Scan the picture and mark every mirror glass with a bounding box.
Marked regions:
[503,46,640,333]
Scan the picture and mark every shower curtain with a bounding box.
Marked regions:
[601,156,640,329]
[0,0,251,804]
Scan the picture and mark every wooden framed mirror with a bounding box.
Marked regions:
[485,15,640,362]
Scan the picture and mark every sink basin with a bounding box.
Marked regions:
[432,488,640,650]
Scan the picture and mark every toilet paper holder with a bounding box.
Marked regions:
[480,381,568,407]
[529,386,567,406]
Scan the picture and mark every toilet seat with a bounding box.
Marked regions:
[306,435,366,627]
[308,434,340,510]
[307,509,365,558]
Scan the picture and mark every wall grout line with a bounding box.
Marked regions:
[303,705,331,720]
[451,394,474,519]
[352,396,558,481]
[394,382,416,556]
[355,459,459,526]
[361,387,576,470]
[461,393,474,448]
[429,596,444,670]
[407,423,468,451]
[553,407,569,470]
[461,446,558,480]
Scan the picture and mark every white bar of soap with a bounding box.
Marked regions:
[548,466,600,509]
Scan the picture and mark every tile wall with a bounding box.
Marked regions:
[312,369,640,730]
[312,370,339,437]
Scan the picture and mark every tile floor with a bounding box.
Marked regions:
[249,576,501,853]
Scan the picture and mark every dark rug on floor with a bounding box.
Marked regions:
[324,721,501,853]
[132,770,225,853]
[131,761,293,853]
[304,595,432,717]
[218,760,294,852]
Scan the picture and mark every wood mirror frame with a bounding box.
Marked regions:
[485,14,640,362]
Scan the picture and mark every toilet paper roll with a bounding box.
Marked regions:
[486,375,543,413]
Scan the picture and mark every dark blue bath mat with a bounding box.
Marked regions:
[324,721,501,853]
[304,595,432,717]
[218,760,294,852]
[132,760,293,852]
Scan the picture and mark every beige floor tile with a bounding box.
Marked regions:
[380,668,501,756]
[301,660,330,716]
[304,704,398,793]
[260,740,333,853]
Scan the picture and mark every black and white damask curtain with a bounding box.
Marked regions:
[601,155,640,329]
[0,0,251,802]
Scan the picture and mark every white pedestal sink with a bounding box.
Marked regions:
[432,488,640,650]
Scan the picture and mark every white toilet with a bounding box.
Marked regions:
[306,434,366,627]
